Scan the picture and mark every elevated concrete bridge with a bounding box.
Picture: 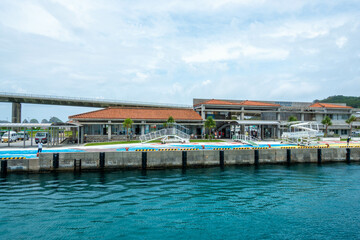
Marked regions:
[0,92,192,123]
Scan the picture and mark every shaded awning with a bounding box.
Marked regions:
[0,122,81,128]
[236,120,280,125]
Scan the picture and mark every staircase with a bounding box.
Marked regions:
[232,134,259,146]
[139,123,190,143]
[281,122,324,145]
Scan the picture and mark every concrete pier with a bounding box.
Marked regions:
[0,148,359,173]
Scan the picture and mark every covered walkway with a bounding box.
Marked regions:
[0,122,81,148]
[233,120,281,139]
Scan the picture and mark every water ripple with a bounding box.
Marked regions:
[1,164,360,239]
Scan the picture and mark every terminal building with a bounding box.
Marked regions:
[68,98,359,142]
[69,107,203,142]
[193,98,358,139]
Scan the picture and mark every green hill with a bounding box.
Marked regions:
[314,95,360,108]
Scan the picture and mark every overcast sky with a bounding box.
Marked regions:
[0,0,359,122]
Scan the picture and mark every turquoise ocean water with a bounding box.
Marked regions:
[1,163,360,239]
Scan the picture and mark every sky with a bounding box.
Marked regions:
[0,0,359,122]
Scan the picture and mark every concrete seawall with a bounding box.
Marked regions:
[1,148,360,173]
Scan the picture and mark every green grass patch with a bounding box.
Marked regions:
[84,139,225,146]
[148,140,162,143]
[84,139,163,146]
[85,140,141,146]
[190,139,225,142]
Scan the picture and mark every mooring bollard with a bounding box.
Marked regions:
[346,148,351,163]
[142,152,147,170]
[1,160,7,174]
[317,148,322,164]
[182,151,187,168]
[219,151,224,167]
[286,149,291,164]
[53,153,59,169]
[99,152,105,168]
[254,150,259,165]
[74,159,81,171]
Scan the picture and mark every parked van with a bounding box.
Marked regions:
[1,131,18,143]
[35,132,51,144]
[0,131,6,137]
[17,131,30,140]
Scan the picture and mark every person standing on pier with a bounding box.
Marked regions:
[347,136,351,146]
[37,142,43,153]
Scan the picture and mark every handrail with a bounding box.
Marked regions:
[139,127,190,143]
[232,134,259,142]
[232,134,259,146]
[282,131,324,139]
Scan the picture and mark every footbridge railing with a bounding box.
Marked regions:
[281,131,324,139]
[232,134,259,146]
[139,127,190,143]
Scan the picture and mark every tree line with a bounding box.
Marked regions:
[314,95,360,108]
[22,117,63,124]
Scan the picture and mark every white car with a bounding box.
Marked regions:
[352,131,360,136]
[17,131,30,140]
[1,131,18,143]
[35,132,51,144]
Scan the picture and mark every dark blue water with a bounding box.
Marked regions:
[1,163,360,240]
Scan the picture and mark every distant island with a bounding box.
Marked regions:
[314,95,360,108]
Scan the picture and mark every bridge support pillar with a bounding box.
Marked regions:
[11,102,21,123]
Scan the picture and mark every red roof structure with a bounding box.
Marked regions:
[195,99,280,107]
[194,99,242,106]
[239,100,280,107]
[309,103,352,109]
[69,107,203,121]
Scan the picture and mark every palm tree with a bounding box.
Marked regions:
[321,116,332,137]
[204,116,216,139]
[287,116,298,131]
[123,118,133,141]
[288,116,298,122]
[345,115,357,136]
[164,116,175,128]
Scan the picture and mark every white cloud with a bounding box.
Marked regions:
[133,72,149,83]
[336,37,348,48]
[0,0,360,118]
[300,48,319,55]
[0,2,74,41]
[169,82,183,95]
[183,42,288,63]
[202,80,211,86]
[209,0,264,9]
[265,17,348,39]
[269,79,320,98]
[69,73,102,81]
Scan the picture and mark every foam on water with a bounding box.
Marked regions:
[0,163,360,239]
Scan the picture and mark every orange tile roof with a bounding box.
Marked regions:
[69,107,203,121]
[309,103,352,109]
[195,99,280,107]
[194,99,242,106]
[239,100,280,107]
